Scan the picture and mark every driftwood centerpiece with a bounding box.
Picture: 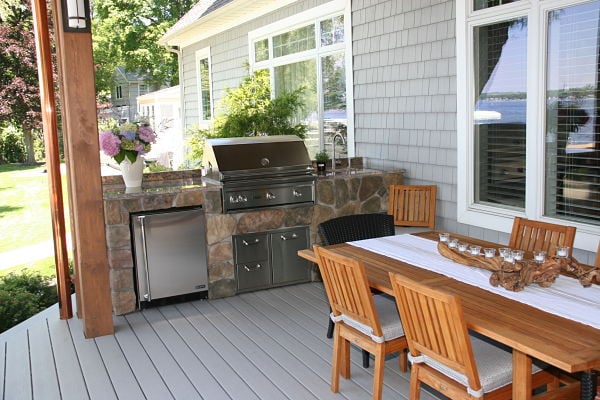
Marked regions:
[437,242,599,292]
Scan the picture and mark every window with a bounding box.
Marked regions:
[249,0,352,158]
[139,84,148,96]
[115,85,123,100]
[196,48,213,124]
[457,0,600,251]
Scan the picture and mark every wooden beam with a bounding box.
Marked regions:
[50,0,114,337]
[31,0,72,319]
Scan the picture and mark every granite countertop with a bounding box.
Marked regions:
[102,169,220,199]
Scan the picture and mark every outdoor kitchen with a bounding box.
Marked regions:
[102,136,404,315]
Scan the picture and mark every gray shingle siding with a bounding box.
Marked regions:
[352,0,458,231]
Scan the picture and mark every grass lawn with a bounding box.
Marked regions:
[0,163,69,277]
[0,257,57,278]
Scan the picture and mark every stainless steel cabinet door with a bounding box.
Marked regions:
[132,207,208,302]
[270,227,310,286]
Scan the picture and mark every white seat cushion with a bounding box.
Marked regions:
[409,335,542,398]
[331,294,404,343]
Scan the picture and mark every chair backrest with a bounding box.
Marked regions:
[314,246,383,337]
[508,217,576,256]
[389,272,483,394]
[318,213,395,245]
[388,185,437,229]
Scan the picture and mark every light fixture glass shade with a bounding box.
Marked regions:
[62,0,90,32]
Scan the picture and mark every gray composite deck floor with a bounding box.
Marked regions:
[0,282,441,400]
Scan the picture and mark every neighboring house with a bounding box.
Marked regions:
[159,0,600,257]
[110,66,159,123]
[137,86,184,169]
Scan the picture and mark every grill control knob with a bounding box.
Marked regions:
[238,195,248,203]
[229,195,237,204]
[266,192,276,200]
[292,189,303,197]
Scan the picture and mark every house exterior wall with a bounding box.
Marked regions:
[176,0,597,263]
[179,0,328,137]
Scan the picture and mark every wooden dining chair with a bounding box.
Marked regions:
[389,272,558,399]
[508,217,576,257]
[388,185,437,231]
[317,212,395,368]
[314,246,408,400]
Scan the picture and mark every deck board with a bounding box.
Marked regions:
[0,282,442,400]
[67,317,118,400]
[29,320,61,400]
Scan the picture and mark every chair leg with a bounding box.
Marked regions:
[409,364,422,400]
[372,345,386,400]
[331,327,342,393]
[362,350,370,368]
[326,317,334,339]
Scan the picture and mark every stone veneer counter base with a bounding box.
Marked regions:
[103,168,404,314]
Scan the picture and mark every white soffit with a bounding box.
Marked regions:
[160,0,298,48]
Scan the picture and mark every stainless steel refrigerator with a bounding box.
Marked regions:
[131,206,208,307]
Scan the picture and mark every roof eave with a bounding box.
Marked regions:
[159,0,297,48]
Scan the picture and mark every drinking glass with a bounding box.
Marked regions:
[457,242,468,252]
[448,238,459,249]
[499,248,511,258]
[439,232,450,243]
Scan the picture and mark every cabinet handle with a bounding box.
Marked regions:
[242,238,260,246]
[138,215,152,301]
[243,263,262,272]
[280,233,298,241]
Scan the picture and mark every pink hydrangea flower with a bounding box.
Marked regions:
[99,130,121,157]
[138,125,156,143]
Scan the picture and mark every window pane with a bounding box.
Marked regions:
[198,57,211,120]
[320,15,344,46]
[273,25,315,58]
[474,0,520,11]
[322,53,347,158]
[545,1,600,225]
[473,18,527,209]
[254,39,269,62]
[274,60,318,156]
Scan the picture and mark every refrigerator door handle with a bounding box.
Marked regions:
[138,215,152,301]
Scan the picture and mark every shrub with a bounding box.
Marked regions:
[0,125,26,163]
[0,270,57,333]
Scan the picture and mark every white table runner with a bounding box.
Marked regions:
[349,234,600,329]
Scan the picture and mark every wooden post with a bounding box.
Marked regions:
[50,0,114,337]
[31,0,72,319]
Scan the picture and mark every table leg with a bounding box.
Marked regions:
[580,370,598,400]
[513,350,533,400]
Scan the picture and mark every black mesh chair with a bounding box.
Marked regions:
[317,213,396,368]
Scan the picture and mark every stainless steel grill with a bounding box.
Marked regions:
[203,135,316,212]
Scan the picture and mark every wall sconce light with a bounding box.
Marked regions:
[62,0,91,32]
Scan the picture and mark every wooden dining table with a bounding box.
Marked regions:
[298,231,600,400]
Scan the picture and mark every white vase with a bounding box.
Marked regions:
[120,155,144,188]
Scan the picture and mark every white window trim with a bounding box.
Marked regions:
[456,0,599,252]
[247,0,354,156]
[195,47,213,128]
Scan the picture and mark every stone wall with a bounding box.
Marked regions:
[103,170,403,314]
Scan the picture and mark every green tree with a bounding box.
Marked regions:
[0,0,43,164]
[186,69,307,165]
[92,0,195,95]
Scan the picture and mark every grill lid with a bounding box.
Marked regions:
[203,135,313,181]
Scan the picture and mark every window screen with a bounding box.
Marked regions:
[545,1,600,224]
